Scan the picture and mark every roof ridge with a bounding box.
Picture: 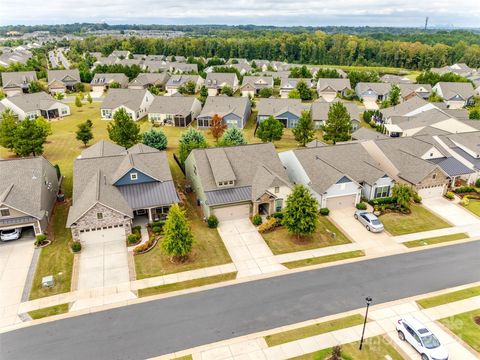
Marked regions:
[0,183,14,203]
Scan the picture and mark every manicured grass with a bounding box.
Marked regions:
[28,303,69,320]
[264,314,365,347]
[417,286,480,309]
[29,202,74,300]
[134,192,232,279]
[403,233,468,248]
[172,356,192,360]
[318,64,411,75]
[282,250,365,269]
[137,272,237,297]
[440,309,480,353]
[380,204,451,236]
[291,335,404,360]
[262,216,350,255]
[465,199,480,217]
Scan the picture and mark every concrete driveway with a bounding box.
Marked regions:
[0,235,35,328]
[217,219,285,278]
[422,197,480,227]
[77,228,129,290]
[329,208,404,255]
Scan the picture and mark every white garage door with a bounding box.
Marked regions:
[79,226,126,245]
[213,204,250,221]
[326,195,356,210]
[418,186,444,199]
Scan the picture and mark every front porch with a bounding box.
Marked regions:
[133,205,171,224]
[253,193,283,217]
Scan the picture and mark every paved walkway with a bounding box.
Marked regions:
[423,197,479,227]
[217,219,285,278]
[163,290,480,360]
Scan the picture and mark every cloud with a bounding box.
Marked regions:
[1,0,479,27]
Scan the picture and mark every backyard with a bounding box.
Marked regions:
[262,216,350,255]
[380,204,451,236]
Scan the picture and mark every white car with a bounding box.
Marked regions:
[396,317,448,360]
[354,210,384,232]
[0,228,23,241]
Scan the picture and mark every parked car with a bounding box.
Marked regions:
[396,317,448,360]
[0,228,23,241]
[354,210,384,232]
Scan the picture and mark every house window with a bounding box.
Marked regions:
[130,173,138,181]
[0,208,10,217]
[275,199,283,212]
[229,181,234,185]
[96,213,103,220]
[61,109,68,115]
[374,186,390,198]
[274,186,279,194]
[432,174,437,180]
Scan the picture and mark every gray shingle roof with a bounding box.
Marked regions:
[280,78,312,89]
[351,127,388,141]
[435,82,474,100]
[91,73,128,85]
[1,71,37,88]
[166,75,200,88]
[199,96,249,119]
[356,82,391,95]
[317,78,351,92]
[3,92,61,112]
[148,96,198,117]
[205,73,237,89]
[397,84,432,98]
[257,98,309,118]
[241,76,273,90]
[47,69,80,84]
[129,73,170,87]
[311,99,359,121]
[101,89,149,111]
[380,96,431,119]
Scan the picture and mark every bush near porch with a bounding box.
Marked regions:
[261,215,350,255]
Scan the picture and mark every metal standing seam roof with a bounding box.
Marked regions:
[204,186,252,206]
[428,157,474,176]
[450,147,480,170]
[117,181,179,209]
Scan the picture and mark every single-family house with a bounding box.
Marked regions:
[311,99,360,130]
[355,82,391,103]
[251,60,270,72]
[165,75,203,96]
[185,143,291,221]
[380,74,413,84]
[0,157,59,236]
[169,62,198,74]
[432,82,475,109]
[197,96,251,129]
[1,71,37,96]
[148,96,202,127]
[90,73,129,92]
[279,78,312,98]
[205,73,239,96]
[47,69,81,94]
[431,63,475,77]
[67,141,179,241]
[128,73,170,91]
[398,84,432,101]
[240,76,274,97]
[1,92,71,120]
[256,98,310,128]
[100,89,154,121]
[316,78,351,102]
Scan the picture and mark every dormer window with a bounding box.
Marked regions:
[274,186,279,194]
[97,213,103,220]
[0,208,10,217]
[432,173,437,180]
[130,172,138,181]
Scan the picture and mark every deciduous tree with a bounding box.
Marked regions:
[292,110,316,146]
[209,114,227,143]
[283,185,318,240]
[256,116,284,143]
[107,108,141,148]
[76,121,93,146]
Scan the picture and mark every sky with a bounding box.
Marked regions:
[1,0,480,28]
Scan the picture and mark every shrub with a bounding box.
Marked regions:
[207,215,219,228]
[476,178,480,188]
[35,234,47,246]
[454,186,476,194]
[132,225,141,233]
[134,236,156,255]
[152,226,162,234]
[356,202,367,210]
[127,233,139,245]
[258,217,278,233]
[460,197,470,206]
[368,196,396,206]
[413,193,422,204]
[319,208,330,216]
[252,214,263,226]
[152,220,165,228]
[71,241,82,253]
[271,212,284,220]
[445,191,455,200]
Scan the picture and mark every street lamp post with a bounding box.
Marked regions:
[359,296,373,350]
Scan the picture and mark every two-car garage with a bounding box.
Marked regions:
[212,203,251,222]
[418,185,446,199]
[325,194,357,210]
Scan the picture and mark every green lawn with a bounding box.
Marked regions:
[282,250,365,269]
[290,335,404,360]
[440,309,480,353]
[262,216,350,255]
[465,199,480,217]
[380,204,451,236]
[417,286,480,309]
[29,202,74,300]
[318,64,412,75]
[172,356,192,360]
[28,303,69,320]
[403,233,468,248]
[138,272,237,297]
[265,314,365,347]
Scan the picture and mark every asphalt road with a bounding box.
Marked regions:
[1,241,479,360]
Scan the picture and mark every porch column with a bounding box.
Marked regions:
[148,208,153,223]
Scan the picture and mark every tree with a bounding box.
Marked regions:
[219,127,247,146]
[209,114,227,142]
[142,129,167,150]
[323,102,352,144]
[35,116,52,137]
[220,85,234,96]
[283,184,318,240]
[87,93,92,104]
[389,84,401,106]
[256,116,284,143]
[199,85,208,98]
[348,70,380,88]
[13,117,49,156]
[76,121,93,146]
[288,88,301,99]
[75,96,82,108]
[107,108,141,148]
[178,81,196,95]
[292,110,315,146]
[289,65,312,78]
[392,183,414,210]
[469,108,480,120]
[161,204,194,261]
[178,127,208,165]
[428,90,443,102]
[0,109,18,151]
[109,81,121,89]
[27,81,44,93]
[258,87,273,98]
[315,68,341,80]
[296,80,312,101]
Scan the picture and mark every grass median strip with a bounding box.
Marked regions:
[28,303,69,320]
[282,250,365,269]
[264,314,365,347]
[440,309,480,352]
[138,272,237,298]
[403,233,468,248]
[417,286,480,309]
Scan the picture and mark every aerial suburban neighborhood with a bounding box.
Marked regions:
[0,6,480,360]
